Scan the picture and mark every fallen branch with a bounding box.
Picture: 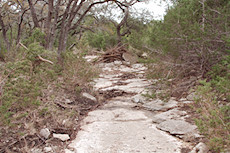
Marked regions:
[19,42,29,50]
[37,55,53,65]
[54,101,78,110]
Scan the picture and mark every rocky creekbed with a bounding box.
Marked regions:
[63,56,208,153]
[30,55,208,153]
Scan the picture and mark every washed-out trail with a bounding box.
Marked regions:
[65,57,201,153]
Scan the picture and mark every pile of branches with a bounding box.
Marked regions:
[97,45,128,63]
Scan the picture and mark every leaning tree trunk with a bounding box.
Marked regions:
[27,0,40,28]
[116,7,129,45]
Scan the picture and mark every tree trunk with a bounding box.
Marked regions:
[57,27,68,56]
[45,0,54,50]
[57,0,115,56]
[116,7,129,45]
[0,12,10,51]
[27,0,40,28]
[48,0,61,50]
[117,26,122,45]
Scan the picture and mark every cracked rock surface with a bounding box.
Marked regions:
[66,58,201,153]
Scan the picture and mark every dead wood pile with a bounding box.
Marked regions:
[97,45,128,63]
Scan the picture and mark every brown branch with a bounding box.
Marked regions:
[37,55,54,65]
[19,42,29,50]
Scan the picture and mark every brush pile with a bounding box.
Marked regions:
[97,45,128,63]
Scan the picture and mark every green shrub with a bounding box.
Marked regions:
[86,31,116,50]
[194,56,230,152]
[22,28,46,46]
[62,51,98,91]
[0,44,57,125]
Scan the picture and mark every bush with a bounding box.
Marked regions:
[86,31,116,50]
[62,51,99,91]
[194,56,230,152]
[0,44,56,125]
[22,28,46,46]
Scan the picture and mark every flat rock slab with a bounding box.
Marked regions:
[157,120,197,135]
[143,99,178,111]
[68,106,183,153]
[152,108,187,124]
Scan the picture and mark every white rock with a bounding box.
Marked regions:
[65,149,75,153]
[114,61,122,65]
[141,52,148,58]
[82,93,97,101]
[31,148,43,153]
[53,133,70,141]
[190,142,209,153]
[132,94,145,103]
[84,55,98,62]
[39,128,50,139]
[65,99,72,104]
[44,147,52,152]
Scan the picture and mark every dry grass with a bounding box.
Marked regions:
[0,49,99,152]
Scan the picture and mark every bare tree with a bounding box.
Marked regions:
[25,0,141,61]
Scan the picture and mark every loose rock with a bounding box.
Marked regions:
[82,93,97,101]
[44,147,52,152]
[114,61,122,65]
[189,142,209,153]
[65,149,75,153]
[143,99,177,112]
[31,148,43,153]
[157,120,197,135]
[53,133,70,141]
[132,94,145,103]
[39,128,50,139]
[152,108,187,124]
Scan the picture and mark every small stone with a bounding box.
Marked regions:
[65,99,73,104]
[189,142,208,153]
[82,93,97,101]
[141,52,148,58]
[114,61,122,65]
[132,95,144,103]
[65,149,75,153]
[44,147,52,152]
[39,128,50,139]
[53,133,70,141]
[31,148,43,153]
[187,92,199,101]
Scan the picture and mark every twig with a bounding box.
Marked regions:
[54,101,78,110]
